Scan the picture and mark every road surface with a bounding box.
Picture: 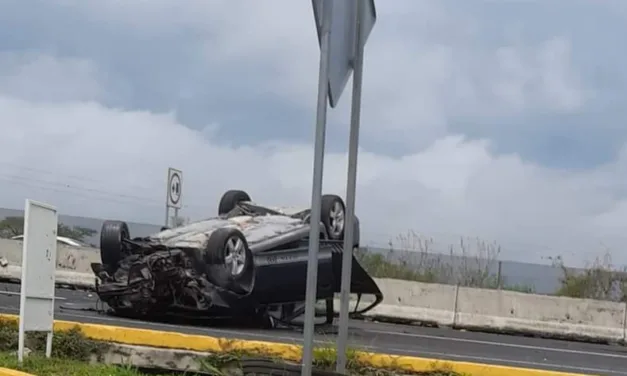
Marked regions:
[0,282,625,375]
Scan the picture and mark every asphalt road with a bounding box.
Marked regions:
[0,283,626,375]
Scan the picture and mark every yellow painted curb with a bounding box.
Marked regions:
[354,352,593,376]
[0,314,594,376]
[0,368,35,376]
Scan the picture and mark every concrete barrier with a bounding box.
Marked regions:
[454,286,626,341]
[0,238,625,343]
[342,282,627,342]
[357,278,458,326]
[0,238,98,288]
[0,238,99,271]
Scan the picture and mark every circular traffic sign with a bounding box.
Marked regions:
[169,172,181,205]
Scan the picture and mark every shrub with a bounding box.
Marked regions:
[356,230,534,292]
[551,251,627,301]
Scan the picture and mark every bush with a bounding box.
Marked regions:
[356,230,535,292]
[551,252,627,301]
[0,319,108,361]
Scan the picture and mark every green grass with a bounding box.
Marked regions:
[0,353,177,376]
[0,352,463,376]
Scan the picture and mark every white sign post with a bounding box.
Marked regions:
[18,199,59,363]
[303,1,376,375]
[165,168,183,227]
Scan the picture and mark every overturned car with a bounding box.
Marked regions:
[91,190,383,326]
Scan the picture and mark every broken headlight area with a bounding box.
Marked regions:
[94,249,216,315]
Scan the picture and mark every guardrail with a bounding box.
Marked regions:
[0,238,624,343]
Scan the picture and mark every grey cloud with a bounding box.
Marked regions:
[0,0,618,167]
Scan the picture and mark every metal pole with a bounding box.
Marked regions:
[165,169,170,227]
[336,0,365,372]
[173,208,179,228]
[301,2,332,375]
[17,319,24,363]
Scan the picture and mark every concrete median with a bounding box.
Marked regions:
[0,238,98,289]
[1,238,626,343]
[352,278,458,326]
[454,285,626,341]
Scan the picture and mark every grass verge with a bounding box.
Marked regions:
[0,318,463,376]
[0,353,178,376]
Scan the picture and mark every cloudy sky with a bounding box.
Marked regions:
[1,0,626,266]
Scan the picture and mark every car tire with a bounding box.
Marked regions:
[100,220,130,267]
[204,227,254,283]
[353,215,360,248]
[321,194,345,240]
[218,190,252,215]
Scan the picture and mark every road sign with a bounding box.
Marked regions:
[166,168,183,209]
[303,1,377,375]
[312,0,376,108]
[18,199,58,363]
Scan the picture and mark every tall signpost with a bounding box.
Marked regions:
[303,1,376,375]
[336,0,376,372]
[165,168,183,227]
[301,4,332,374]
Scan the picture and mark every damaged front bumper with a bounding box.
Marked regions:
[92,249,246,317]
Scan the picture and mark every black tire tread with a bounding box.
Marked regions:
[100,220,129,266]
[218,190,252,215]
[352,215,360,247]
[204,227,236,264]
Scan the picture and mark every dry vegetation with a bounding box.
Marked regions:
[355,230,535,293]
[355,230,627,300]
[549,251,627,301]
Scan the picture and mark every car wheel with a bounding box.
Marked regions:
[321,195,345,240]
[218,190,252,215]
[205,227,253,283]
[100,220,130,267]
[353,215,360,248]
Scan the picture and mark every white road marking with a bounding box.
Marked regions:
[373,348,627,376]
[366,328,627,360]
